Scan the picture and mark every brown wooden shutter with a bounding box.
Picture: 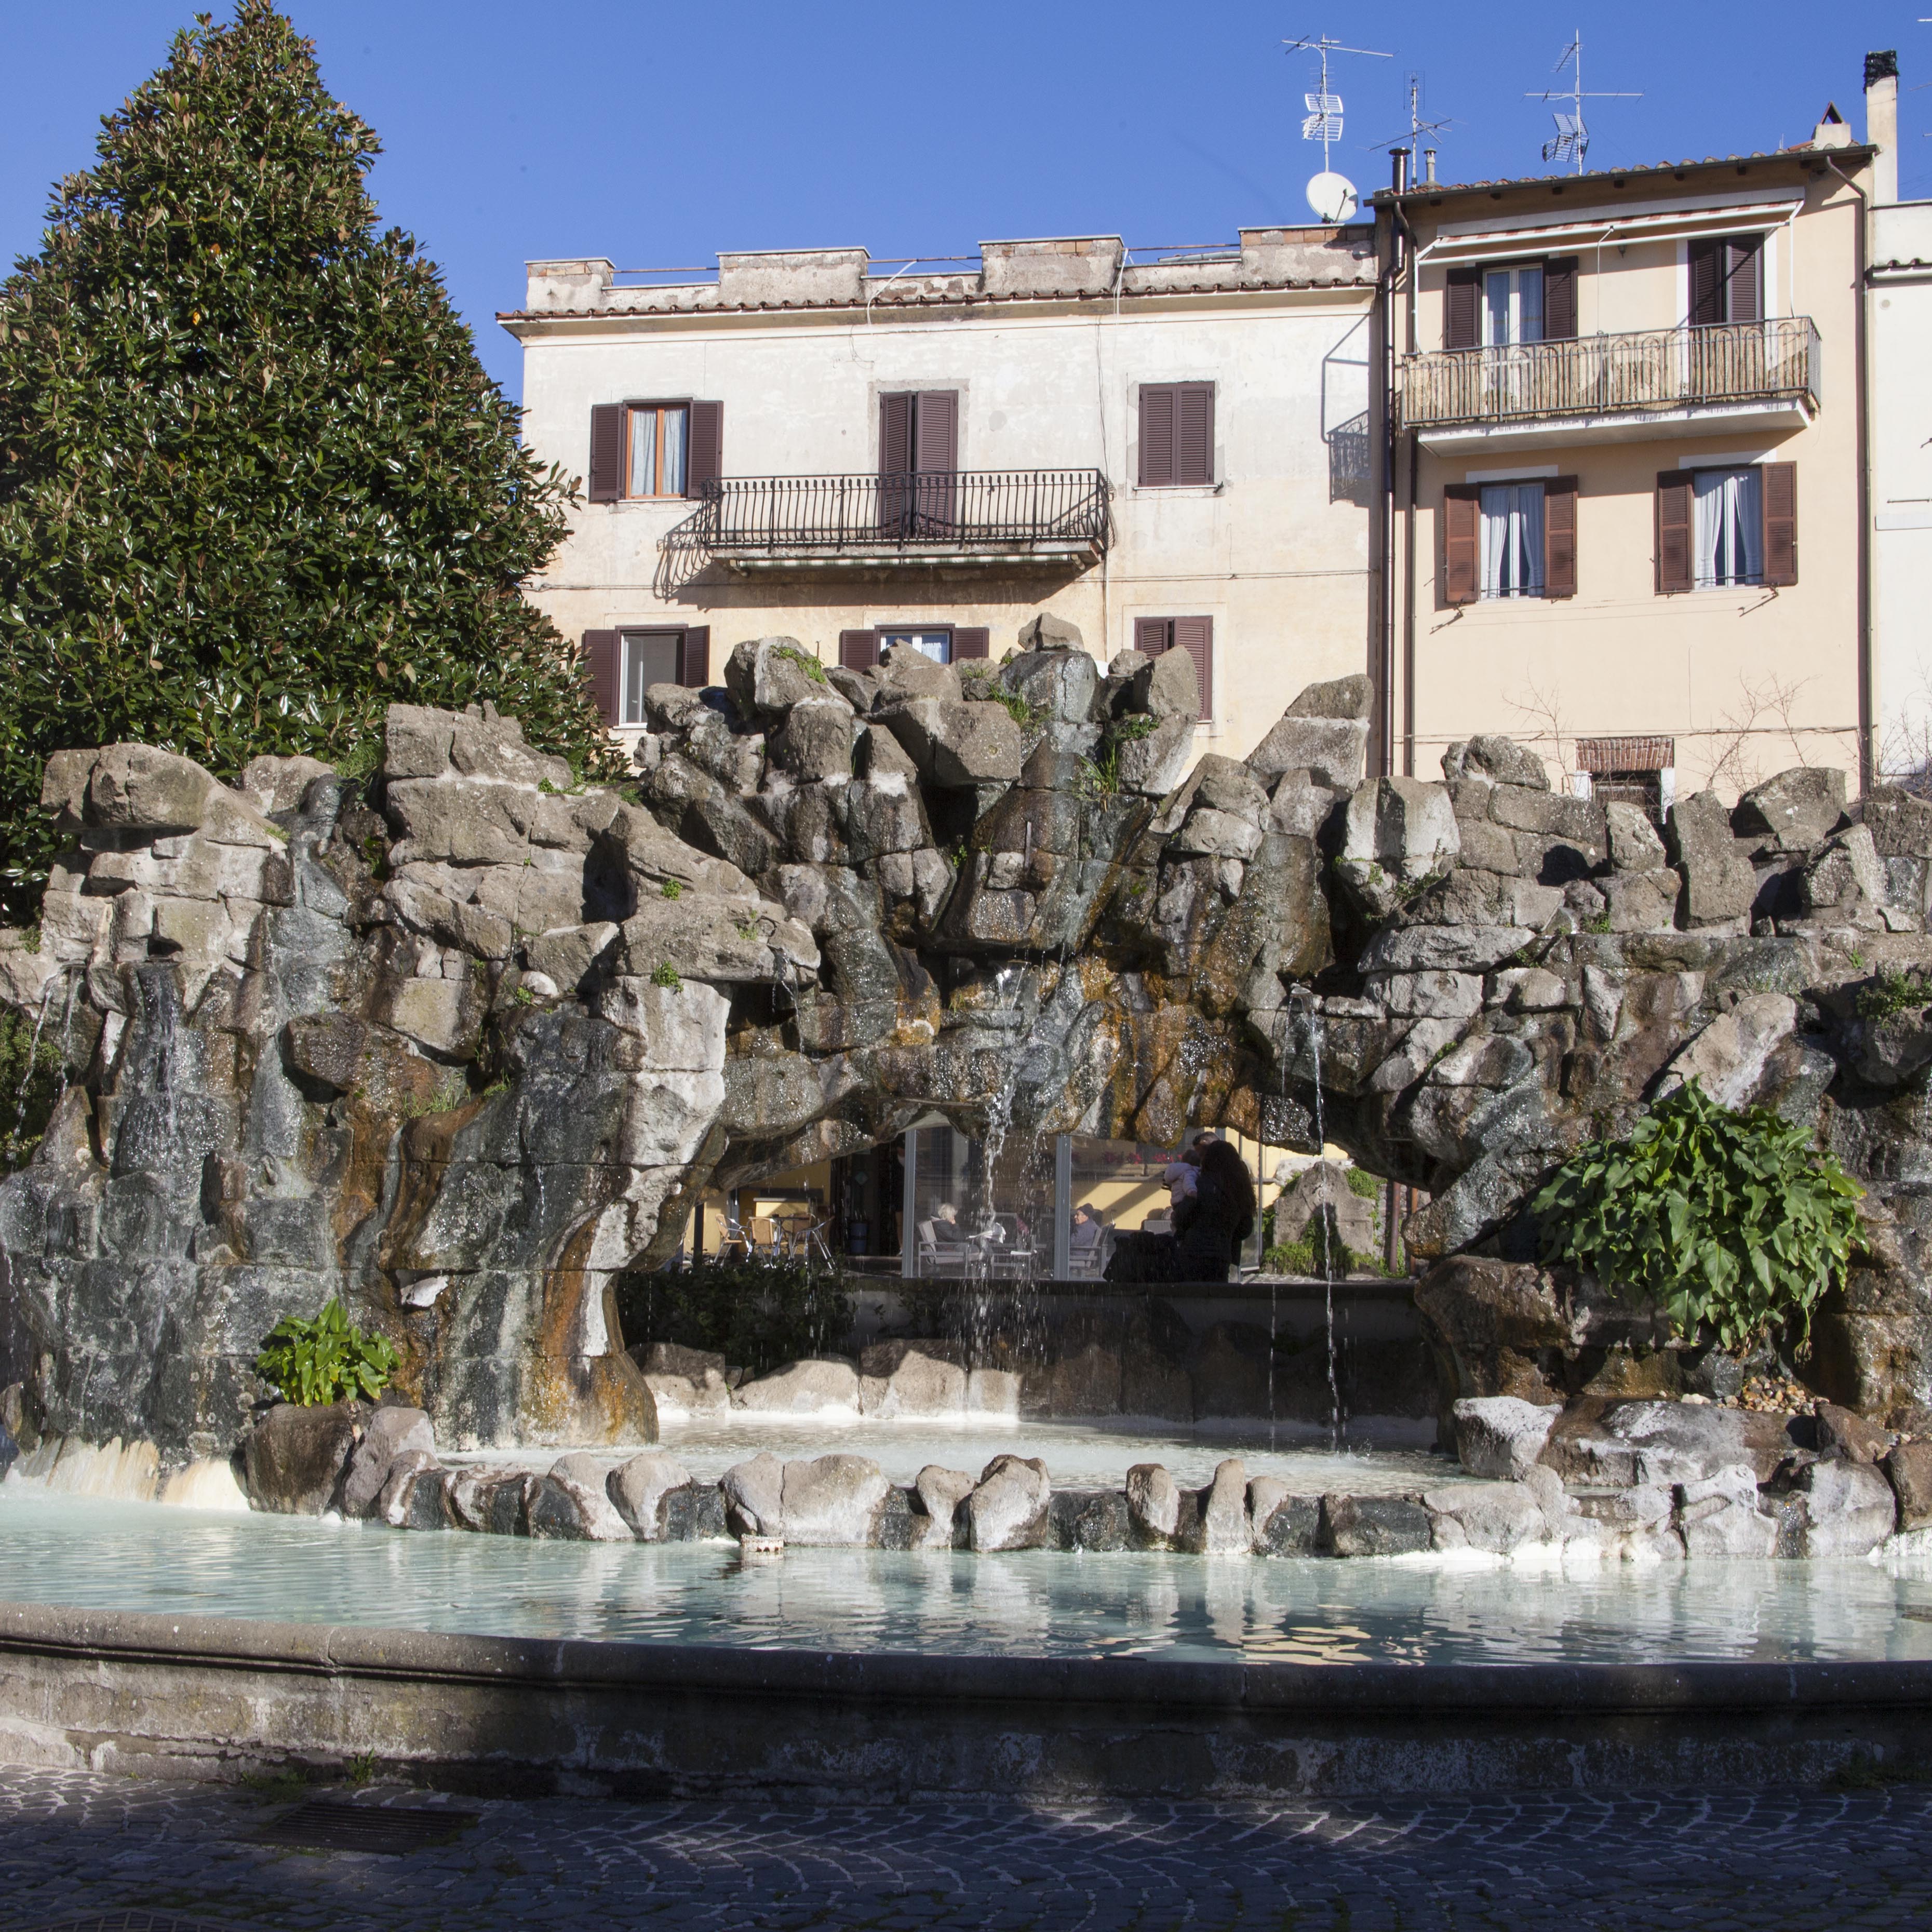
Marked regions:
[1173,616,1213,720]
[1688,238,1721,327]
[1134,615,1173,655]
[686,401,723,496]
[1762,462,1797,586]
[1175,383,1214,486]
[1726,239,1762,325]
[582,629,621,723]
[1445,267,1481,350]
[588,406,625,503]
[1543,259,1578,341]
[1656,472,1694,594]
[1138,385,1175,486]
[879,392,914,475]
[679,626,710,689]
[1544,478,1578,598]
[839,629,879,670]
[914,391,958,473]
[1443,486,1480,606]
[951,626,989,661]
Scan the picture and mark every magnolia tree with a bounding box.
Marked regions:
[0,1,614,918]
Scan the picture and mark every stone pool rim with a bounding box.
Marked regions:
[9,1595,1932,1801]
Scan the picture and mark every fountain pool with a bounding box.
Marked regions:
[7,1484,1932,1667]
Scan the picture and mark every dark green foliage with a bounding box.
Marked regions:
[1344,1165,1382,1201]
[0,1002,63,1172]
[1533,1078,1863,1352]
[0,2,618,919]
[1857,965,1932,1019]
[615,1254,856,1379]
[256,1296,397,1404]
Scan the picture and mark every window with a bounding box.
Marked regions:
[879,392,959,476]
[625,405,687,498]
[585,400,722,504]
[1483,265,1544,346]
[1578,738,1675,823]
[1479,484,1545,596]
[579,626,709,723]
[1688,236,1763,327]
[1446,259,1575,350]
[840,626,988,669]
[1137,383,1215,487]
[1132,615,1213,719]
[621,631,684,723]
[1655,464,1796,593]
[1442,479,1577,606]
[878,627,954,665]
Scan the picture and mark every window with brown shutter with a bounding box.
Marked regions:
[1656,472,1694,594]
[1688,236,1762,326]
[1443,487,1480,606]
[1445,266,1481,350]
[1131,616,1211,719]
[879,392,914,476]
[1762,462,1797,586]
[879,392,957,473]
[839,629,879,671]
[588,407,624,504]
[1137,383,1214,486]
[686,401,723,497]
[952,627,989,661]
[680,626,711,689]
[1543,259,1579,341]
[1543,478,1578,598]
[582,629,621,723]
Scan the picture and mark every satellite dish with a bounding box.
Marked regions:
[1306,171,1359,222]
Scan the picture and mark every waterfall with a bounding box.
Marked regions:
[6,973,59,1165]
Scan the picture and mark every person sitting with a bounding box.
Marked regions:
[1171,1139,1256,1283]
[1070,1203,1105,1251]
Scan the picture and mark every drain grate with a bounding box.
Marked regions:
[251,1799,477,1855]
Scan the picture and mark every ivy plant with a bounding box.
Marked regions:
[1533,1078,1863,1353]
[0,2,621,920]
[256,1297,398,1406]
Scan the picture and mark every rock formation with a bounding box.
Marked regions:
[4,620,1932,1458]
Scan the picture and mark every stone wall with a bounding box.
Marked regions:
[4,618,1932,1457]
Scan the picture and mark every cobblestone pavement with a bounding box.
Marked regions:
[4,1765,1931,1931]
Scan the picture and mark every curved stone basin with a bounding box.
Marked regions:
[6,1484,1932,1667]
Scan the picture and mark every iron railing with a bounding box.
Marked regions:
[1396,317,1821,432]
[680,468,1112,559]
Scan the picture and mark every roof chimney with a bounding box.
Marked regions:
[1423,147,1437,185]
[1867,49,1899,204]
[1389,147,1410,194]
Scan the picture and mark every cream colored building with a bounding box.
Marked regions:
[1371,101,1882,803]
[500,232,1377,764]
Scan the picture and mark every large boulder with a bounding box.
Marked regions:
[969,1454,1051,1551]
[780,1454,892,1545]
[242,1403,363,1515]
[337,1406,435,1519]
[1451,1396,1561,1479]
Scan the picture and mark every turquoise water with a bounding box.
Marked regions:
[6,1485,1932,1665]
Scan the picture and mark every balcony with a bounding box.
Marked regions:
[1397,318,1821,455]
[662,468,1111,578]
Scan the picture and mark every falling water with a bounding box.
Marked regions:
[51,969,77,1115]
[1299,998,1344,1448]
[6,974,60,1165]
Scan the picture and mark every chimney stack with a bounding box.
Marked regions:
[1867,49,1899,204]
[1423,148,1437,185]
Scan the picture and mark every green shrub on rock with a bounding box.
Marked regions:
[256,1298,398,1406]
[1533,1078,1862,1353]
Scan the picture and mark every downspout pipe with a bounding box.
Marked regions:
[1386,162,1421,782]
[1380,150,1417,780]
[1823,154,1874,790]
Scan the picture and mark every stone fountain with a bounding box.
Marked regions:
[4,612,1932,1490]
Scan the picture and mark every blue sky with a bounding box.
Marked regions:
[2,2,1923,403]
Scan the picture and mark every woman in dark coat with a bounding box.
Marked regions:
[1171,1139,1256,1282]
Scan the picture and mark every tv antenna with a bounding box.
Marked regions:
[1284,32,1392,170]
[1527,31,1640,174]
[1365,73,1453,179]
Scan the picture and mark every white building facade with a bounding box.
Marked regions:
[502,232,1378,766]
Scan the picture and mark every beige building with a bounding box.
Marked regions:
[499,232,1378,764]
[1370,95,1883,803]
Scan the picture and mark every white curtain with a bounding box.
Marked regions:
[1480,483,1545,597]
[661,407,687,496]
[1694,467,1763,587]
[627,406,657,497]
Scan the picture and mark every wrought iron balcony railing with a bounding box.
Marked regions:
[665,468,1111,572]
[1396,317,1821,434]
